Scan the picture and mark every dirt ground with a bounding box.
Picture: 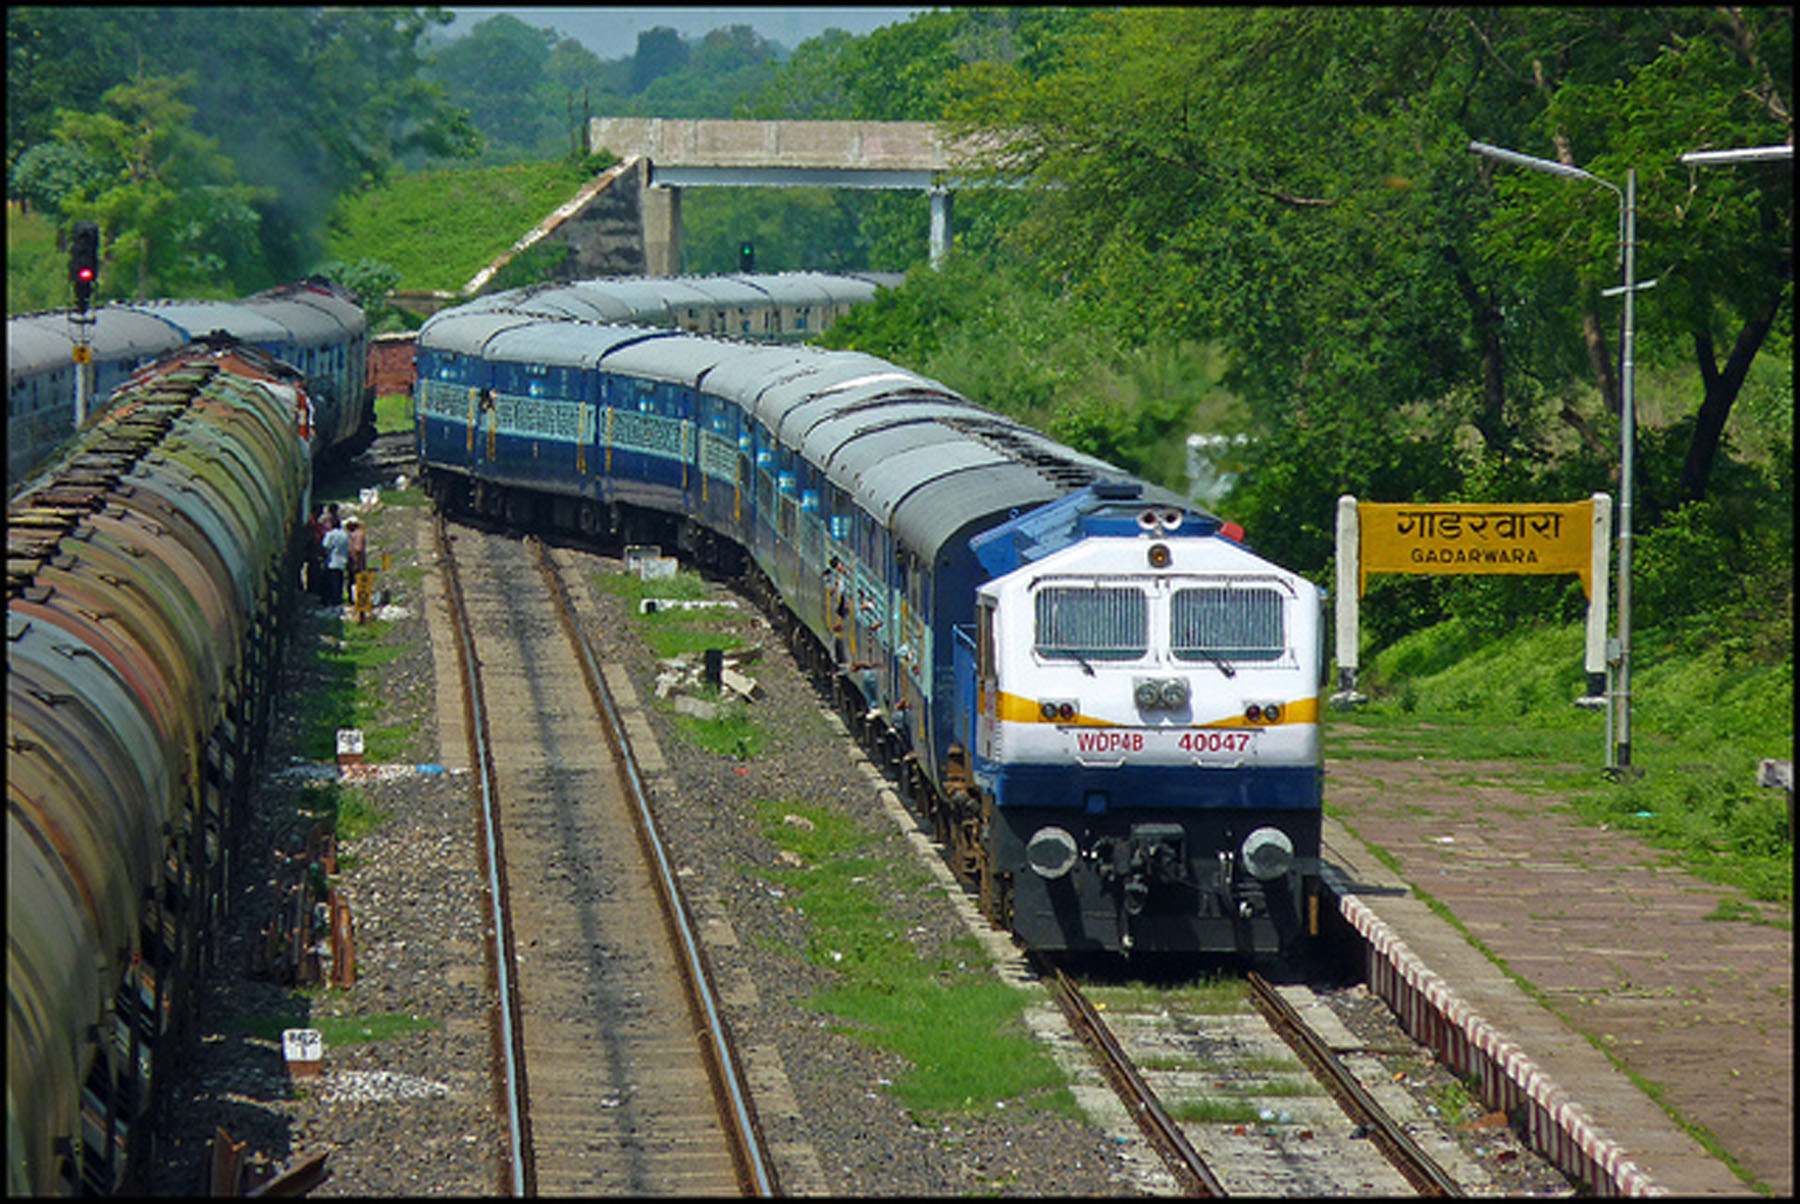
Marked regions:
[1319,738,1792,1196]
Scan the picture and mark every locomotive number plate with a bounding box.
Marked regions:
[1069,727,1257,763]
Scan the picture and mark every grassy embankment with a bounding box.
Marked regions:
[328,157,609,297]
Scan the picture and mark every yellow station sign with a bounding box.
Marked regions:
[1359,500,1598,597]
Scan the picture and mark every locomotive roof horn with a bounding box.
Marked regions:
[1138,507,1185,532]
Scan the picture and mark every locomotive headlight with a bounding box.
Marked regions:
[1027,826,1080,879]
[1262,703,1280,723]
[1159,678,1190,709]
[1135,679,1163,708]
[1147,542,1172,569]
[1241,827,1294,881]
[1245,703,1263,722]
[1040,700,1059,720]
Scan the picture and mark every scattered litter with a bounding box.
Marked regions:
[1432,836,1455,844]
[316,1069,449,1103]
[654,649,763,702]
[639,597,739,614]
[277,761,467,786]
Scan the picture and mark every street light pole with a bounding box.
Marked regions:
[1614,167,1637,770]
[1468,140,1639,772]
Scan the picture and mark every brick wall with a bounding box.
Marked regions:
[367,335,416,398]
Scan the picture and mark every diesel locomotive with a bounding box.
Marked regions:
[413,281,1327,960]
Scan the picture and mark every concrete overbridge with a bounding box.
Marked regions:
[588,117,994,274]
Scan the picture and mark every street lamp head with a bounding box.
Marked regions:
[1680,145,1793,166]
[1468,139,1598,182]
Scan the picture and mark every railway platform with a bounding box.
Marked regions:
[1319,752,1789,1197]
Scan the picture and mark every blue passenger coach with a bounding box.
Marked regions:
[415,280,1326,959]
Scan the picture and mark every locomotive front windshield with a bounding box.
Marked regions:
[1034,586,1147,661]
[1171,585,1285,662]
[1032,580,1289,664]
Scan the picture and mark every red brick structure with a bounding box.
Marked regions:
[366,332,416,399]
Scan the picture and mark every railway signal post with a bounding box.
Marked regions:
[68,221,100,425]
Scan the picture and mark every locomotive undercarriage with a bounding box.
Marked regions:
[993,808,1318,958]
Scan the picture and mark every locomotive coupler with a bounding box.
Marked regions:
[1095,824,1189,916]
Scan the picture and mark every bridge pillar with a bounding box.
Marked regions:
[642,170,682,277]
[929,186,953,267]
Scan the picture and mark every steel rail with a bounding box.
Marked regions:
[434,514,534,1196]
[1245,972,1462,1197]
[531,538,779,1197]
[1032,955,1227,1196]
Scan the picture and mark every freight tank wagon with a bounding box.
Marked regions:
[7,338,313,1194]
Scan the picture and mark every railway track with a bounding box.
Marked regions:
[435,516,775,1195]
[1029,959,1490,1196]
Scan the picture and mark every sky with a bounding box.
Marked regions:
[442,7,924,60]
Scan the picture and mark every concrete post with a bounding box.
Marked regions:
[642,169,682,277]
[929,186,953,267]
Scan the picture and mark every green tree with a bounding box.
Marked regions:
[427,13,558,153]
[942,7,1791,571]
[544,36,611,157]
[50,72,271,299]
[630,26,688,93]
[7,7,480,286]
[1468,8,1793,508]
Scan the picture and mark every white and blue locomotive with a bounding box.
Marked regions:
[414,280,1326,957]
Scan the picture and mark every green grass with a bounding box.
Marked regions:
[7,205,68,314]
[326,158,612,292]
[232,1003,438,1047]
[1342,611,1793,909]
[294,617,420,763]
[374,392,413,435]
[1166,1096,1263,1124]
[672,691,766,760]
[750,797,1081,1119]
[1086,976,1251,1015]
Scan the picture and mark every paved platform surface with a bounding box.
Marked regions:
[1321,753,1789,1197]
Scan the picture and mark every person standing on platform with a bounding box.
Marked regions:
[344,515,366,604]
[321,512,350,606]
[307,505,328,599]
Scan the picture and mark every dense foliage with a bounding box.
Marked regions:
[7,6,478,297]
[7,8,1790,668]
